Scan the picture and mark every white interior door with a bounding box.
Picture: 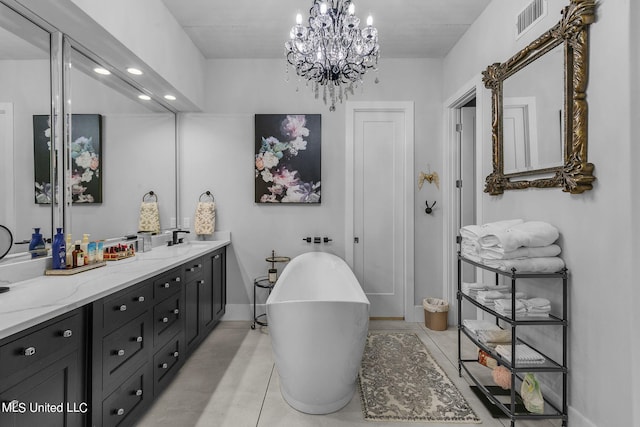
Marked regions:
[351,107,409,318]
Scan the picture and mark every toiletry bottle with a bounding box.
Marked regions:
[81,234,90,265]
[72,241,84,268]
[87,241,96,264]
[52,228,66,270]
[97,241,104,262]
[29,227,46,258]
[66,234,73,267]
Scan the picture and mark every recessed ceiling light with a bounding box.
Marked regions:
[127,67,143,75]
[138,94,151,101]
[94,67,111,75]
[164,95,176,101]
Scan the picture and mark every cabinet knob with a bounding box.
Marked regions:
[117,349,125,356]
[119,304,127,312]
[23,346,36,356]
[62,329,73,338]
[187,267,195,272]
[162,317,169,323]
[197,263,202,268]
[135,389,143,397]
[116,408,125,416]
[199,280,205,285]
[161,363,168,369]
[173,351,179,358]
[173,309,180,315]
[214,254,220,260]
[137,296,145,302]
[163,283,170,288]
[174,277,181,282]
[135,336,143,343]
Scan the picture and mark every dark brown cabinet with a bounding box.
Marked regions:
[0,309,86,427]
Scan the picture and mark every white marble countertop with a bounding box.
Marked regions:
[0,239,230,340]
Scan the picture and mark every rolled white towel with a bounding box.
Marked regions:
[483,257,565,273]
[460,219,524,240]
[479,221,559,251]
[479,244,561,260]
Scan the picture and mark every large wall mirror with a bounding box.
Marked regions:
[66,45,177,242]
[482,0,596,195]
[0,0,178,262]
[0,2,53,255]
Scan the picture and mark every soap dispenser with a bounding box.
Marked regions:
[52,228,66,270]
[29,227,46,258]
[66,234,73,268]
[81,234,90,265]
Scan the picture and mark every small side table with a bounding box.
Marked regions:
[251,276,274,329]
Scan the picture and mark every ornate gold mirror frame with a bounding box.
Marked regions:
[482,0,596,195]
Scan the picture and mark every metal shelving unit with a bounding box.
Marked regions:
[457,253,568,427]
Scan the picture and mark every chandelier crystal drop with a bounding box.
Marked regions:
[285,0,380,111]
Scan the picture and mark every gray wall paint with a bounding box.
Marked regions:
[444,1,635,426]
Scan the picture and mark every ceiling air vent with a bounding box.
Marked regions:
[516,0,547,39]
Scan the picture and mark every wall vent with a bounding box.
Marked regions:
[516,0,547,39]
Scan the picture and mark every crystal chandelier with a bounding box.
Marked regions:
[285,0,380,111]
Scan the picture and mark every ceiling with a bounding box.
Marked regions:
[161,0,492,59]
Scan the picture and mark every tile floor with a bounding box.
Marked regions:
[136,321,561,427]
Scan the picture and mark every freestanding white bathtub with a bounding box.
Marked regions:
[266,251,370,414]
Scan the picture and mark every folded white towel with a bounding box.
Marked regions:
[463,320,501,334]
[479,244,561,260]
[483,257,565,273]
[460,219,524,241]
[462,282,488,291]
[477,290,506,300]
[523,298,551,308]
[479,221,560,251]
[495,299,525,312]
[495,344,546,365]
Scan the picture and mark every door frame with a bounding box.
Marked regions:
[442,77,486,318]
[345,101,415,321]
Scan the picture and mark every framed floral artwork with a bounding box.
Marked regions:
[255,114,321,203]
[33,114,102,204]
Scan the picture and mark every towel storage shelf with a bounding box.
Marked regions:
[457,253,568,427]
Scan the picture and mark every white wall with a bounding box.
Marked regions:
[444,1,634,426]
[179,58,444,318]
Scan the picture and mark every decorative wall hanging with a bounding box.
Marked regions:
[33,114,103,203]
[255,114,321,203]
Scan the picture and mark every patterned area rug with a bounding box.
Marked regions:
[358,332,481,423]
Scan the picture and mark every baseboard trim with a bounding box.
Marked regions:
[221,303,254,321]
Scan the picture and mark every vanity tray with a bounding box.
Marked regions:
[105,253,135,261]
[45,261,107,276]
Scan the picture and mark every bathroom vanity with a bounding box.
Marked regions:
[0,239,229,427]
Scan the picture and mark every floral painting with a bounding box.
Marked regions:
[33,114,102,204]
[255,114,321,203]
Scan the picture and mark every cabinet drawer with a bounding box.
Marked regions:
[102,364,152,427]
[154,293,182,347]
[102,312,151,393]
[0,312,82,378]
[153,336,182,393]
[183,256,204,283]
[103,282,153,335]
[153,269,182,302]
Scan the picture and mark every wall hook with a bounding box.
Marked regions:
[425,200,436,214]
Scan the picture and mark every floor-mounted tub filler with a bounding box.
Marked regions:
[266,251,370,414]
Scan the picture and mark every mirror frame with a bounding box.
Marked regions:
[482,0,596,195]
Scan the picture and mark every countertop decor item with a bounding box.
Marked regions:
[285,0,380,111]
